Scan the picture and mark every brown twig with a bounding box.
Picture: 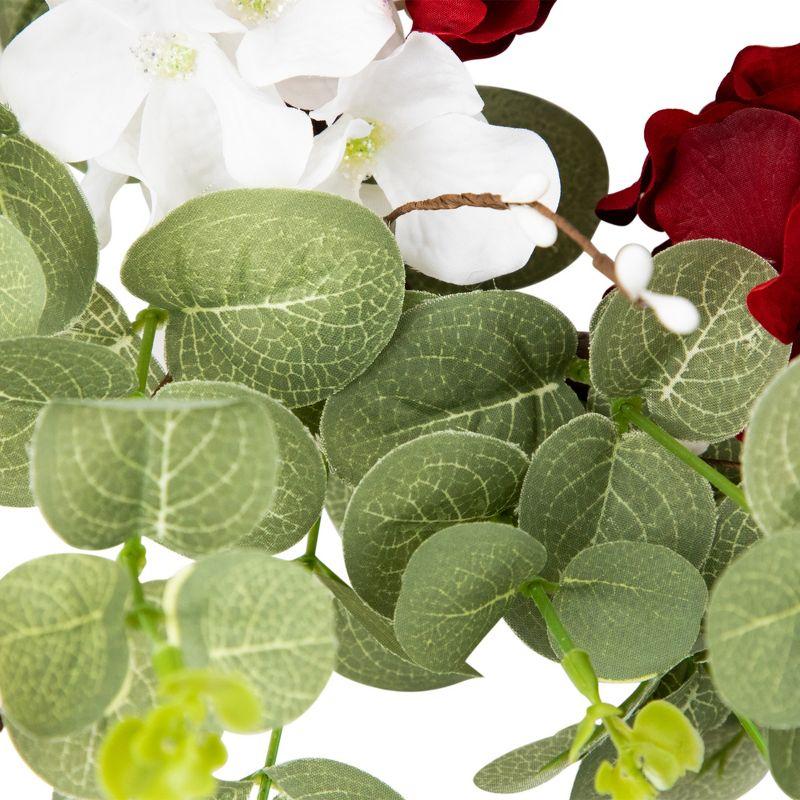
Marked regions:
[703,458,742,472]
[151,372,174,397]
[385,192,617,284]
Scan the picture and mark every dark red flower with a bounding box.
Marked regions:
[404,0,557,60]
[597,43,800,347]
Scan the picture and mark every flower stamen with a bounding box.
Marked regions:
[342,122,384,180]
[132,34,197,79]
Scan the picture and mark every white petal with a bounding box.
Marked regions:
[502,173,550,203]
[360,183,392,217]
[80,163,127,248]
[679,440,711,456]
[300,116,372,189]
[312,33,483,131]
[0,0,148,162]
[172,0,246,32]
[641,290,702,335]
[237,0,396,87]
[614,243,654,301]
[195,38,313,186]
[95,107,145,179]
[509,206,558,247]
[277,76,339,110]
[138,83,234,221]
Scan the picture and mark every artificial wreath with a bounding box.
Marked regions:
[0,2,798,800]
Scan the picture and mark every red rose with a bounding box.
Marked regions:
[597,43,800,348]
[403,0,557,60]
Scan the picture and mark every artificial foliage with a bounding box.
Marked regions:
[0,3,799,800]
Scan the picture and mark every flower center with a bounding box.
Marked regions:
[132,34,197,79]
[231,0,296,22]
[343,123,384,179]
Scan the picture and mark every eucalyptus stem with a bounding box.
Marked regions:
[615,401,749,512]
[304,517,321,560]
[522,580,575,656]
[734,712,769,760]
[133,308,162,396]
[119,537,163,646]
[257,727,284,800]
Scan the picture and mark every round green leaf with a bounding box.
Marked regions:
[160,381,325,554]
[164,550,336,730]
[0,0,47,44]
[266,759,404,800]
[402,290,436,311]
[590,239,790,442]
[654,658,730,735]
[0,216,46,339]
[702,497,760,587]
[743,359,800,536]
[0,133,97,332]
[57,283,164,392]
[32,397,278,556]
[520,413,715,580]
[0,554,129,737]
[768,728,800,798]
[708,533,800,727]
[342,431,529,617]
[407,87,608,292]
[322,291,582,486]
[325,471,353,533]
[121,189,404,407]
[554,542,708,680]
[9,584,162,800]
[0,337,134,506]
[0,104,19,134]
[395,523,546,671]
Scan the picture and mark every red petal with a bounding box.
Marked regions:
[405,0,488,37]
[460,0,540,44]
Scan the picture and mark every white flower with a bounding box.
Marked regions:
[614,244,701,335]
[302,33,561,285]
[223,0,402,110]
[0,0,313,220]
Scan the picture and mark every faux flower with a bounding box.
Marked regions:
[404,0,557,60]
[0,0,313,220]
[596,43,800,347]
[304,32,560,284]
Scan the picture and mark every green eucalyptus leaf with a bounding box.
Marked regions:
[160,381,325,554]
[768,728,800,798]
[0,0,47,44]
[0,216,46,338]
[742,359,800,536]
[656,660,730,735]
[266,758,404,800]
[402,290,436,311]
[0,104,19,134]
[571,716,766,800]
[121,189,404,407]
[0,554,129,737]
[553,542,708,680]
[519,413,715,581]
[57,284,164,392]
[317,566,477,691]
[702,498,760,587]
[394,522,546,671]
[708,532,800,727]
[342,431,529,616]
[32,397,278,556]
[0,132,97,332]
[590,240,789,442]
[702,437,741,492]
[164,550,336,730]
[9,584,162,800]
[325,471,353,533]
[0,337,134,506]
[407,87,608,292]
[322,291,582,486]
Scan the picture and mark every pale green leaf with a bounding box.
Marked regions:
[407,87,607,292]
[655,658,730,735]
[0,133,97,332]
[0,216,46,338]
[160,381,325,554]
[10,584,162,800]
[0,337,134,506]
[571,716,766,800]
[32,397,278,556]
[57,284,164,392]
[742,359,800,536]
[702,498,760,587]
[395,522,546,671]
[322,291,582,485]
[768,728,800,798]
[590,240,789,442]
[553,542,708,680]
[402,290,436,312]
[342,431,529,617]
[519,413,715,580]
[0,554,129,737]
[121,189,404,407]
[0,104,19,135]
[165,550,336,730]
[267,758,404,800]
[0,0,46,44]
[325,471,353,533]
[708,532,800,727]
[213,782,254,800]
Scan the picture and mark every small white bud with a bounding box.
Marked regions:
[614,243,653,301]
[509,206,558,247]
[502,173,550,204]
[641,290,701,335]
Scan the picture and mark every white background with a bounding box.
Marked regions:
[1,1,794,797]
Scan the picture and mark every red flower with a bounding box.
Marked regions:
[403,0,557,60]
[597,43,800,346]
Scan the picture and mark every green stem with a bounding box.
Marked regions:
[522,580,575,656]
[304,517,321,561]
[735,712,768,760]
[257,727,283,800]
[133,309,162,396]
[119,537,161,644]
[616,401,749,512]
